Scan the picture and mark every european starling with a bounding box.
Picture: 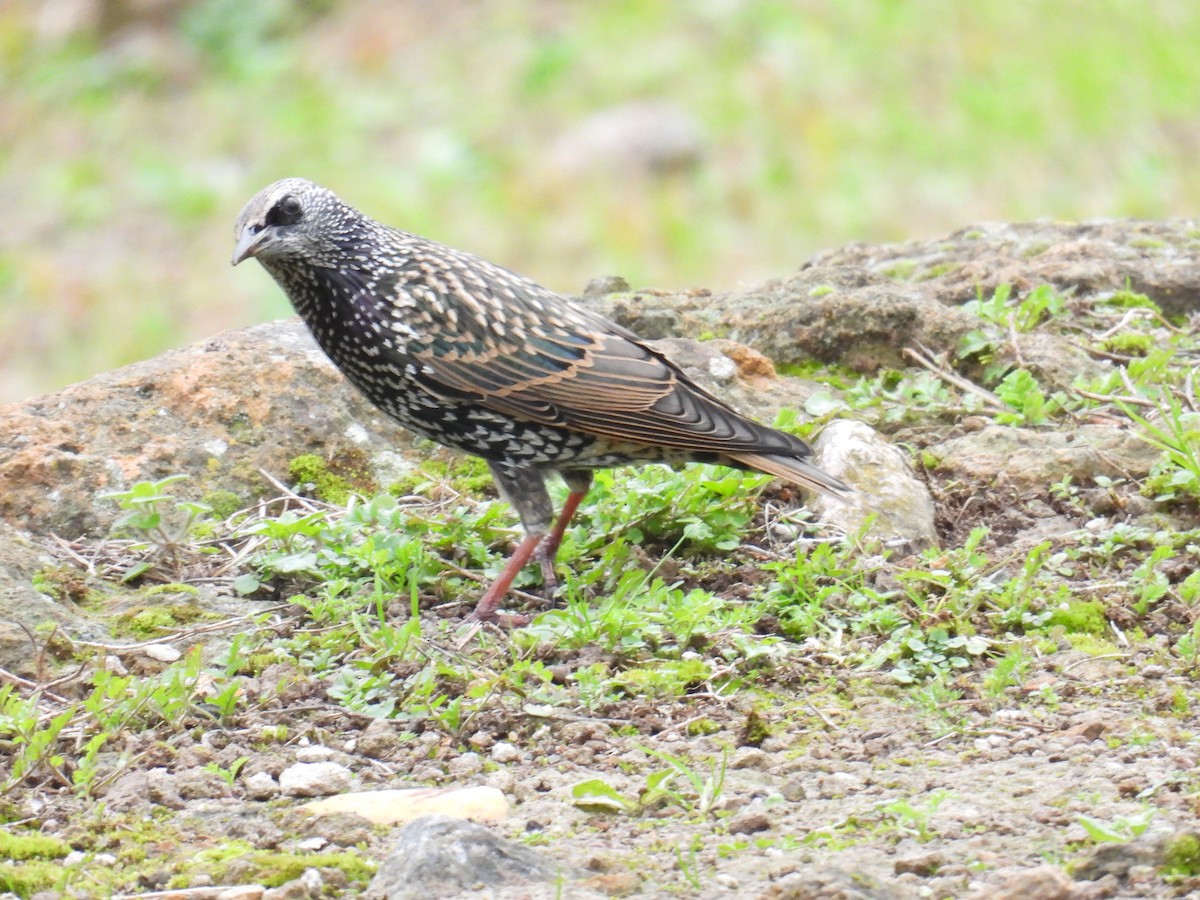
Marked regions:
[232,178,850,623]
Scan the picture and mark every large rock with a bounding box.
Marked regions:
[366,815,584,900]
[585,271,981,373]
[927,424,1160,491]
[0,320,423,538]
[581,219,1200,379]
[810,219,1200,317]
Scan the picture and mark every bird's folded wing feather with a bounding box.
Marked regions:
[413,319,807,457]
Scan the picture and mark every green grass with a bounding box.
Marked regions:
[4,1,1200,400]
[48,435,1200,738]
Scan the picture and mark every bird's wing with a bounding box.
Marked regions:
[411,299,808,458]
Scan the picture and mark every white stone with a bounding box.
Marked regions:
[707,355,738,383]
[490,742,520,764]
[812,420,938,551]
[143,643,181,662]
[279,762,353,797]
[295,744,338,762]
[215,887,264,900]
[244,771,279,800]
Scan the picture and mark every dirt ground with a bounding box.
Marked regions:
[1,220,1199,898]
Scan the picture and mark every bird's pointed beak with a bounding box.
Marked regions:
[231,226,267,266]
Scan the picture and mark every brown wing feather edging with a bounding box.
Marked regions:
[728,452,853,501]
[419,333,673,410]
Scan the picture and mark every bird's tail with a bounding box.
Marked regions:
[729,452,852,501]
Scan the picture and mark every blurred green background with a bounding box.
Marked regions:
[3,0,1200,403]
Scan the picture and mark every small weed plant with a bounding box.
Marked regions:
[571,746,728,818]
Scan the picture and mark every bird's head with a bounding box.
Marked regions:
[231,178,350,268]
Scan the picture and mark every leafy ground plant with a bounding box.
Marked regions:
[571,747,727,817]
[1077,808,1158,844]
[99,475,213,580]
[1119,394,1200,502]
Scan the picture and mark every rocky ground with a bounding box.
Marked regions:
[0,220,1198,898]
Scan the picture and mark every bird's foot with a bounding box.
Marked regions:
[456,608,532,647]
[534,542,560,601]
[464,608,532,628]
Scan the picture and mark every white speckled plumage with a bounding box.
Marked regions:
[233,178,849,622]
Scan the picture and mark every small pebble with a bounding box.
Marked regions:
[728,811,771,834]
[295,745,338,762]
[469,731,496,750]
[245,771,280,800]
[143,643,181,662]
[491,742,520,763]
[894,850,947,876]
[447,752,484,777]
[278,762,353,798]
[730,747,769,770]
[779,777,807,802]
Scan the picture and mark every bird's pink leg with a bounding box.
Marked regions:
[469,532,545,624]
[469,489,588,624]
[535,489,588,591]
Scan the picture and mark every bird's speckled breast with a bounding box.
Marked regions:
[260,255,634,471]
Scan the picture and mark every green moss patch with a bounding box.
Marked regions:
[0,831,69,861]
[209,849,374,888]
[1103,333,1153,355]
[289,449,376,505]
[118,600,209,639]
[1163,832,1200,877]
[1047,600,1108,636]
[0,860,64,898]
[202,489,245,519]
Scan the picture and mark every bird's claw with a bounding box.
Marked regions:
[456,609,532,647]
[534,542,560,600]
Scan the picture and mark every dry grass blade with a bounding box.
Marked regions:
[0,665,75,709]
[1071,387,1159,410]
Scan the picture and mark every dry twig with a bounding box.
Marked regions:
[902,345,1006,411]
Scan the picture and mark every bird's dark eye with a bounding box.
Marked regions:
[267,195,304,226]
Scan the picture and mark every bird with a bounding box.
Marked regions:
[232,178,850,623]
